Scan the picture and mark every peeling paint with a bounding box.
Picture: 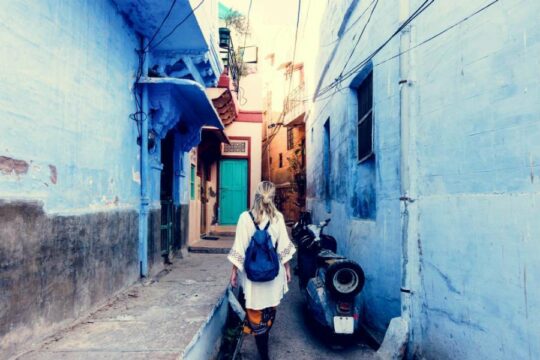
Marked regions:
[0,156,29,176]
[48,165,57,184]
[132,168,141,184]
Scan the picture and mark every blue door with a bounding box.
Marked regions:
[219,159,248,225]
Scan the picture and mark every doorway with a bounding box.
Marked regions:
[219,159,248,225]
[160,132,174,262]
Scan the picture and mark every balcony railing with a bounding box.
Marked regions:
[218,27,240,93]
[283,84,307,125]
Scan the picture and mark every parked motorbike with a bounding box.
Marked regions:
[291,211,365,336]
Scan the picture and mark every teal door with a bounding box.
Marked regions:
[219,159,248,225]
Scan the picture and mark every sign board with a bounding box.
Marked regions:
[222,140,249,157]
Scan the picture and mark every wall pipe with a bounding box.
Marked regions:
[138,38,150,277]
[399,0,420,354]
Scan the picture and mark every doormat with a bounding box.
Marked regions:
[202,236,220,241]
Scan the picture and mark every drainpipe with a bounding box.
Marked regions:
[138,38,150,277]
[399,0,419,351]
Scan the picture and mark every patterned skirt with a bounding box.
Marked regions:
[243,307,277,336]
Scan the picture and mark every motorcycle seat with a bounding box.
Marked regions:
[317,249,347,260]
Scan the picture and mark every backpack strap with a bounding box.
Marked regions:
[249,212,278,250]
[248,211,260,231]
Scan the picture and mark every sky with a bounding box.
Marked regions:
[220,0,327,98]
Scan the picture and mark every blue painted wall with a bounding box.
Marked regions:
[0,0,141,214]
[410,1,540,358]
[308,0,540,358]
[307,0,403,337]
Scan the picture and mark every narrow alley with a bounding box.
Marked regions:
[1,0,540,359]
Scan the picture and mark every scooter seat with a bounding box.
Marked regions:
[317,249,346,260]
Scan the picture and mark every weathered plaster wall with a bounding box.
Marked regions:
[409,1,540,358]
[308,0,540,358]
[307,0,402,336]
[0,201,139,357]
[0,0,141,213]
[0,0,141,356]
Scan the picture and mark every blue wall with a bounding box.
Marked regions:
[0,0,140,214]
[308,0,540,358]
[410,1,540,358]
[0,1,143,356]
[307,0,403,336]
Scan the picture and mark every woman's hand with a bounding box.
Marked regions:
[230,266,238,288]
[284,262,292,283]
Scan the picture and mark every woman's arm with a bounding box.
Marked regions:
[230,265,239,288]
[284,262,292,283]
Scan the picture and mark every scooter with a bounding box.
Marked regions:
[291,211,365,336]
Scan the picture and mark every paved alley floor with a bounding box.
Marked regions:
[188,236,234,254]
[17,253,230,360]
[237,271,376,360]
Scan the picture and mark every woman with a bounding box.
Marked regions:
[228,181,296,360]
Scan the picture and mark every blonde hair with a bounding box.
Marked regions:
[251,181,278,224]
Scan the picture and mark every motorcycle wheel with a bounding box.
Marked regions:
[325,260,365,300]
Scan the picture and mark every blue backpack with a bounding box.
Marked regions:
[244,212,280,282]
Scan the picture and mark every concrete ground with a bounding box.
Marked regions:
[16,253,230,360]
[237,269,376,360]
[188,236,234,254]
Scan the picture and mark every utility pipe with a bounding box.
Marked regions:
[138,38,150,277]
[399,0,420,352]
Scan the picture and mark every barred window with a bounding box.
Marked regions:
[287,127,294,150]
[357,72,373,162]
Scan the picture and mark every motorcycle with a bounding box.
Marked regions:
[291,211,365,336]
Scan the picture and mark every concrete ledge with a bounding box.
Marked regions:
[17,254,231,360]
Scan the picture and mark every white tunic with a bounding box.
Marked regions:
[227,211,296,310]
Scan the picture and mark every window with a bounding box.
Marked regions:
[190,164,196,200]
[323,119,331,212]
[287,127,294,150]
[357,71,373,162]
[279,153,283,168]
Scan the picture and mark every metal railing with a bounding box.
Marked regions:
[283,84,307,119]
[219,27,240,93]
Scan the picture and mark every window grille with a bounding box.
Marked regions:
[287,127,294,150]
[357,72,373,162]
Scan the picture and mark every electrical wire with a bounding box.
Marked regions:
[338,0,379,79]
[143,0,178,51]
[320,0,378,48]
[264,0,303,153]
[313,0,435,101]
[130,0,206,135]
[239,0,253,76]
[311,0,499,104]
[315,0,434,98]
[375,0,500,67]
[149,0,206,51]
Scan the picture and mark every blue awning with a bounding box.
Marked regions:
[138,77,224,151]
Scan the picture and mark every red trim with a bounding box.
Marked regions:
[217,136,252,219]
[236,110,263,123]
